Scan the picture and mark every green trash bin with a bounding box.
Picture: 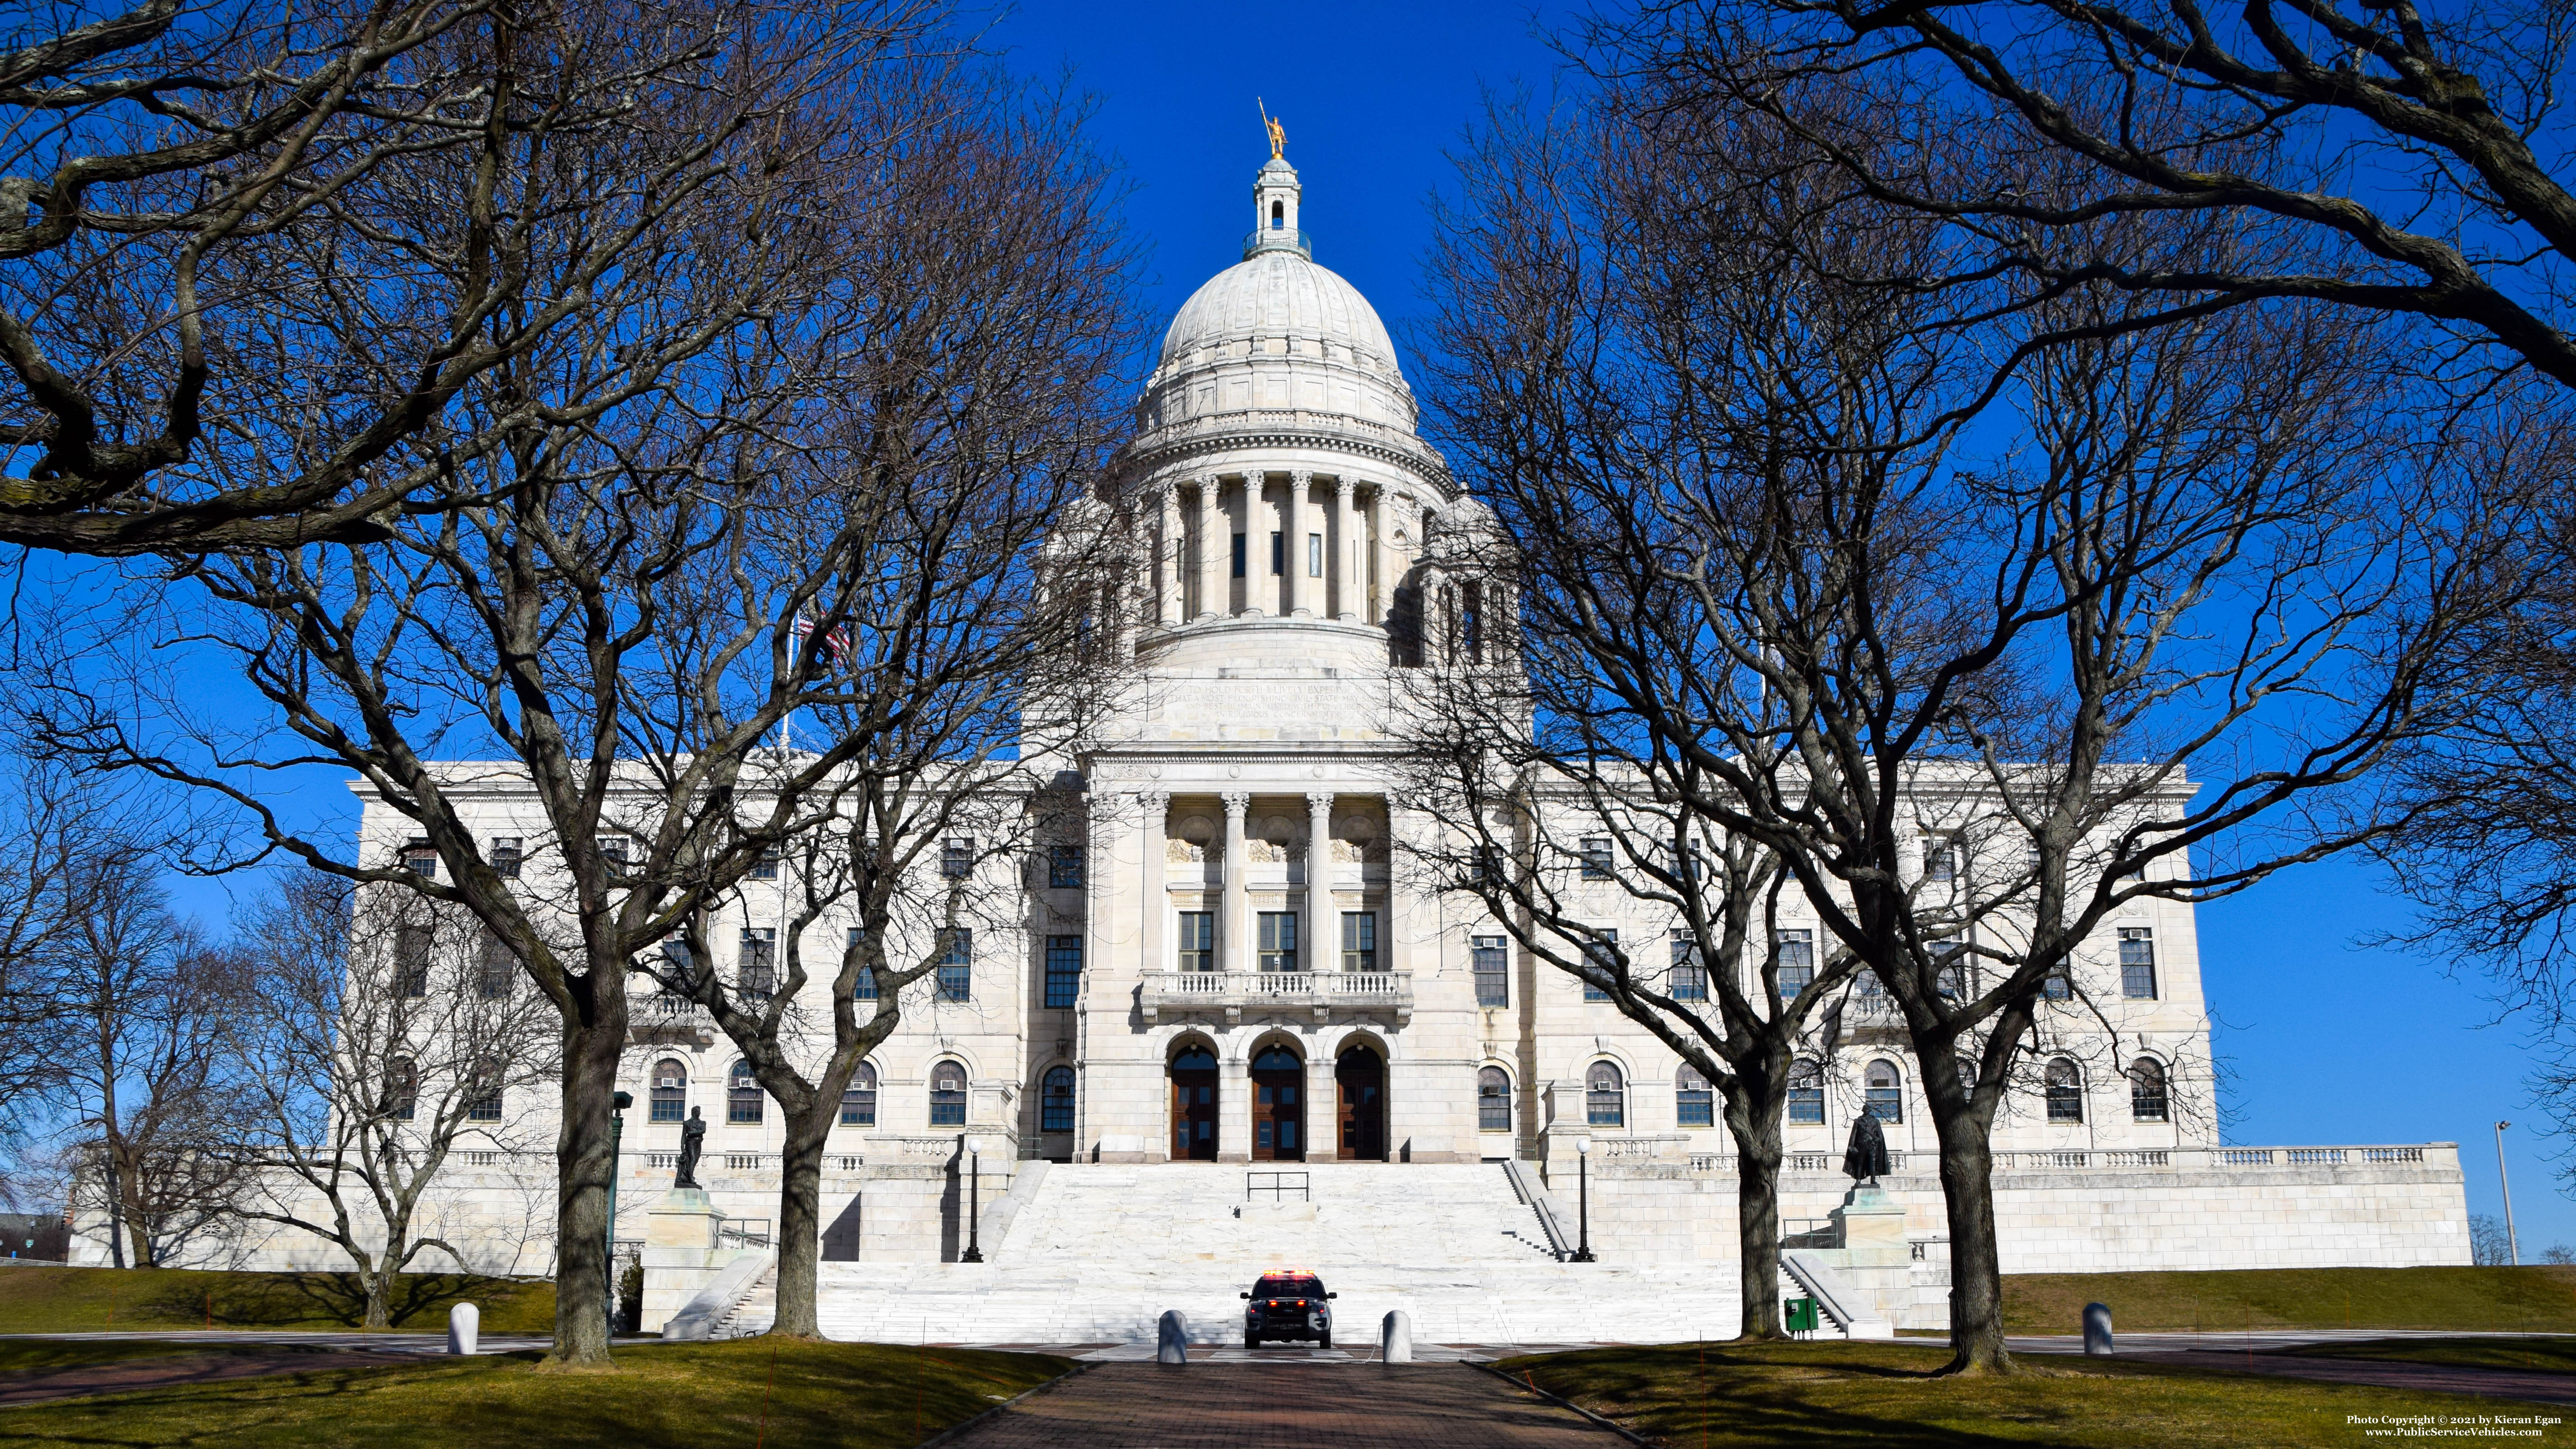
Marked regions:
[1784,1297,1820,1334]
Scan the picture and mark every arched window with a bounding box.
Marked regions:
[1786,1060,1825,1125]
[384,1057,417,1123]
[1271,199,1284,229]
[727,1060,763,1124]
[1477,1066,1512,1132]
[1041,1065,1076,1133]
[2129,1058,2168,1123]
[929,1059,968,1127]
[1675,1064,1714,1127]
[650,1058,687,1123]
[1585,1061,1625,1127]
[1864,1059,1903,1124]
[841,1062,878,1127]
[2045,1058,2085,1123]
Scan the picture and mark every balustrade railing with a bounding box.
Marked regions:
[1139,970,1413,1019]
[1675,1143,2438,1176]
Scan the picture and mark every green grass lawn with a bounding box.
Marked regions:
[0,1339,1069,1449]
[0,1266,555,1334]
[2279,1335,2576,1374]
[1505,1340,2571,1448]
[2002,1265,2576,1335]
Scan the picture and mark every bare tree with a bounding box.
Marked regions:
[1607,0,2576,392]
[1421,79,2519,1373]
[224,872,553,1328]
[24,28,1133,1366]
[0,0,935,554]
[47,828,251,1267]
[631,73,1139,1340]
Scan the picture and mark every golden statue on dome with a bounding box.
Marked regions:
[1259,98,1286,160]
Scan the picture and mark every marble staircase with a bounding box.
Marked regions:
[741,1161,1741,1345]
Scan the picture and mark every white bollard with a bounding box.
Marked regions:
[1156,1309,1189,1364]
[2083,1302,2113,1356]
[446,1301,479,1356]
[1380,1310,1413,1363]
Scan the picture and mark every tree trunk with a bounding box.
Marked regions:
[769,1108,830,1338]
[1932,1108,2010,1374]
[546,1002,626,1368]
[1726,1095,1786,1341]
[362,1259,391,1331]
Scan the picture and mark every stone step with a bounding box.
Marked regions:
[758,1160,1741,1344]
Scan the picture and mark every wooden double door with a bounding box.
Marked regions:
[1251,1045,1305,1161]
[1170,1046,1218,1160]
[1336,1047,1387,1161]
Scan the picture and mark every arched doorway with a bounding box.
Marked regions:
[1170,1044,1218,1160]
[1250,1043,1306,1161]
[1336,1046,1386,1161]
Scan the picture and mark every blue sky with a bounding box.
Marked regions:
[984,0,2574,1249]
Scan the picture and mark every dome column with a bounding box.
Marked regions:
[1193,475,1223,623]
[1286,471,1313,618]
[1156,483,1181,626]
[1333,479,1359,621]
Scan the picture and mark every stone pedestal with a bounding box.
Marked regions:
[639,1187,721,1335]
[1825,1184,1912,1327]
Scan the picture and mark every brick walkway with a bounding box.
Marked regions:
[942,1363,1628,1446]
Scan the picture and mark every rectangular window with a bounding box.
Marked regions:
[2042,966,2073,1001]
[2120,928,2158,999]
[1580,838,1614,880]
[1775,929,1814,1001]
[1177,911,1215,972]
[397,924,432,998]
[848,927,878,1000]
[936,928,972,1001]
[749,846,779,881]
[941,838,973,879]
[1340,912,1377,973]
[1924,836,1958,883]
[476,931,512,1001]
[1472,935,1508,1007]
[489,838,522,879]
[1583,930,1618,1001]
[597,835,628,869]
[1232,533,1247,578]
[1670,933,1708,1001]
[400,841,437,879]
[739,928,776,1003]
[1270,530,1285,575]
[1044,935,1082,1009]
[1788,1073,1825,1125]
[1048,843,1083,890]
[1257,911,1300,972]
[467,1091,503,1122]
[1308,532,1324,577]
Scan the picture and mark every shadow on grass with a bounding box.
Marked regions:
[131,1272,528,1330]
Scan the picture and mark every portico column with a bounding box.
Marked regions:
[1305,792,1334,971]
[1139,790,1168,977]
[1156,483,1181,626]
[1333,479,1359,621]
[1286,470,1313,617]
[1193,475,1222,622]
[1221,791,1250,975]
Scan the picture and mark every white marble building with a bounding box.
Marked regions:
[90,152,2467,1333]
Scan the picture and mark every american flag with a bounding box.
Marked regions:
[793,614,851,665]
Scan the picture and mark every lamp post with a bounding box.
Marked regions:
[961,1135,986,1263]
[2497,1120,2521,1267]
[1571,1137,1596,1263]
[606,1090,632,1337]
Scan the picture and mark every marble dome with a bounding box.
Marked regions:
[1154,249,1402,381]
